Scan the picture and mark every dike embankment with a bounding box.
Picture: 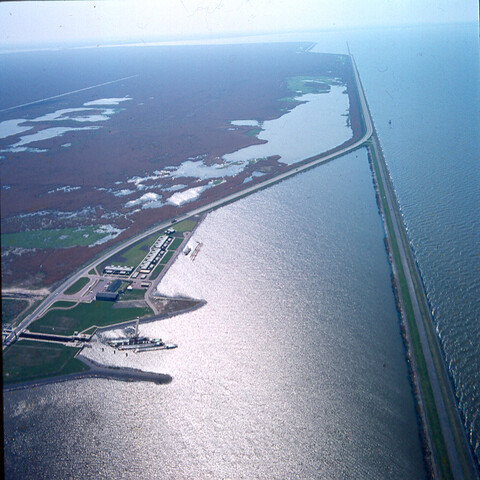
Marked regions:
[349,50,478,478]
[367,131,479,480]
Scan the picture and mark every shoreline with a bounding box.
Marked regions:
[350,52,478,478]
[95,297,207,333]
[2,48,361,290]
[146,212,207,312]
[3,356,172,392]
[3,296,205,391]
[3,55,371,352]
[367,132,479,478]
[3,52,477,477]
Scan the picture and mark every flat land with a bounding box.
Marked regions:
[97,221,195,281]
[29,300,153,336]
[64,276,89,295]
[1,44,362,290]
[3,340,89,385]
[368,135,478,479]
[2,298,29,326]
[118,288,146,301]
[100,231,163,271]
[1,226,114,250]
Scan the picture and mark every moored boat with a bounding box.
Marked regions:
[107,317,177,352]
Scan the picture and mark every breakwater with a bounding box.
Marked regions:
[3,355,172,392]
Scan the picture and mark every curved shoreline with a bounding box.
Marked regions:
[3,55,371,351]
[3,52,476,477]
[3,295,205,392]
[95,297,207,333]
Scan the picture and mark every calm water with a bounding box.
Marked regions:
[4,22,479,477]
[4,150,427,479]
[223,86,351,165]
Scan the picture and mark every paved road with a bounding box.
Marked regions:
[369,127,478,478]
[4,54,477,477]
[3,55,373,349]
[352,51,476,479]
[354,57,466,477]
[371,134,463,479]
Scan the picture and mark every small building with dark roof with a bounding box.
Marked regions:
[107,279,122,292]
[96,292,119,302]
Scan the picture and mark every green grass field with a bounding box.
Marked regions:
[3,340,89,385]
[369,141,454,479]
[286,75,331,94]
[99,231,165,272]
[29,300,152,336]
[2,298,29,326]
[1,225,114,249]
[153,250,176,276]
[82,326,97,335]
[277,75,336,103]
[169,237,183,250]
[64,277,90,295]
[149,264,165,280]
[119,289,146,301]
[172,219,197,232]
[149,242,180,280]
[246,127,262,137]
[99,217,197,273]
[51,300,76,309]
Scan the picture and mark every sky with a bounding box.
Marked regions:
[1,0,477,48]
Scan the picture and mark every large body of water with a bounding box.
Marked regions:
[3,22,479,478]
[343,23,480,462]
[4,150,427,479]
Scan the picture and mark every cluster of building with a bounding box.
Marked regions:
[138,235,173,273]
[96,229,177,301]
[103,265,134,276]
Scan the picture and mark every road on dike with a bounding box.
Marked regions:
[5,53,477,480]
[3,55,373,349]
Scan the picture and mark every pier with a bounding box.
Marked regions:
[190,242,203,261]
[3,355,172,391]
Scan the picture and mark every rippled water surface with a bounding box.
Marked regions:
[3,151,426,479]
[349,23,480,462]
[5,22,478,477]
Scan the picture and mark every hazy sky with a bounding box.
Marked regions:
[1,0,477,47]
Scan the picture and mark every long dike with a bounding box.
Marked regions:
[354,56,479,477]
[3,53,478,478]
